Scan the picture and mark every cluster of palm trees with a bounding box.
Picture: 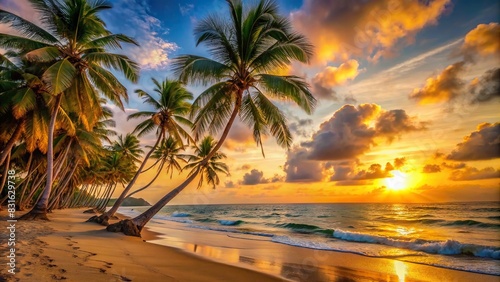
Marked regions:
[0,0,316,237]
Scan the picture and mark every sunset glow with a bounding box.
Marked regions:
[385,170,409,191]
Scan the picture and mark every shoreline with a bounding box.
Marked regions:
[143,220,500,282]
[1,208,499,281]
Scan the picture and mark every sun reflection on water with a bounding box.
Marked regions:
[394,260,407,282]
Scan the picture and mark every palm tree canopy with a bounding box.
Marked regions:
[0,0,140,124]
[128,78,194,147]
[149,136,187,178]
[110,133,144,164]
[182,136,229,189]
[172,0,316,155]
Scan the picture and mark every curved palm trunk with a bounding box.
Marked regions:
[125,161,165,199]
[108,95,242,236]
[89,135,162,224]
[21,94,62,220]
[48,161,78,211]
[70,184,88,208]
[0,119,25,166]
[0,152,11,196]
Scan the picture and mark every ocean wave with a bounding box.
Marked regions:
[413,206,447,211]
[171,211,191,217]
[277,223,334,236]
[471,207,500,212]
[443,220,500,228]
[487,216,500,220]
[272,236,338,251]
[187,224,274,237]
[219,220,244,226]
[332,229,500,259]
[153,215,193,224]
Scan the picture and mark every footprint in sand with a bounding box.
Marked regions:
[59,269,67,274]
[51,274,67,280]
[120,276,132,281]
[72,246,80,250]
[99,268,107,273]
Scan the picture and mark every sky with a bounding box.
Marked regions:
[1,0,499,205]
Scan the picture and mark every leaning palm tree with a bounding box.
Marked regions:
[88,78,194,225]
[107,0,315,236]
[1,0,139,219]
[125,136,186,199]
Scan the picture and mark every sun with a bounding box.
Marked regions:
[385,170,408,191]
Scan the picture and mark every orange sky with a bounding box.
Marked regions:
[2,0,498,205]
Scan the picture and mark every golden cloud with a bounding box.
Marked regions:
[461,22,500,61]
[409,62,466,104]
[311,59,360,99]
[291,0,451,64]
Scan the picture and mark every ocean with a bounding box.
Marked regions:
[118,202,500,276]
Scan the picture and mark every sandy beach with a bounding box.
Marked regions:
[0,209,282,282]
[0,208,498,282]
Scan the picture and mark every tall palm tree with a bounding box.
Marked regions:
[89,78,194,225]
[125,136,186,199]
[0,0,139,219]
[107,0,315,236]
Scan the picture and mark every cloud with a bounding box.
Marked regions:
[461,23,500,62]
[241,169,267,185]
[224,181,236,188]
[290,0,451,63]
[284,147,324,182]
[450,167,500,181]
[179,3,194,16]
[240,169,284,185]
[301,104,425,161]
[327,158,403,183]
[447,123,500,161]
[311,60,360,99]
[409,62,466,104]
[289,118,314,138]
[441,162,467,169]
[394,157,406,169]
[375,110,428,139]
[469,68,500,104]
[422,164,441,173]
[102,0,178,70]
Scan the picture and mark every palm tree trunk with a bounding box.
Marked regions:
[0,152,11,196]
[131,167,200,228]
[48,161,78,210]
[108,94,243,235]
[0,152,11,207]
[93,135,162,221]
[0,119,25,166]
[70,184,87,208]
[21,94,62,220]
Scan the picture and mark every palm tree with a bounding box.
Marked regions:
[88,78,194,225]
[111,133,143,164]
[125,136,186,199]
[0,0,139,219]
[182,136,229,189]
[107,0,315,236]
